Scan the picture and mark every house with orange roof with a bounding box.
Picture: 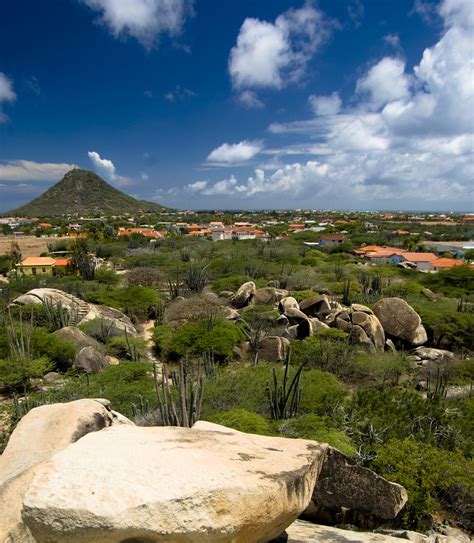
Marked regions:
[118,227,162,239]
[431,258,466,270]
[17,256,56,276]
[398,252,438,271]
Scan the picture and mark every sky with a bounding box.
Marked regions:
[0,0,473,212]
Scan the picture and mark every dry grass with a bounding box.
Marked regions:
[0,236,58,258]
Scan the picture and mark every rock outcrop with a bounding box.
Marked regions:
[253,287,289,306]
[308,447,408,521]
[22,423,325,543]
[12,288,136,336]
[258,336,290,362]
[372,298,427,346]
[232,281,256,308]
[53,326,108,373]
[0,399,130,542]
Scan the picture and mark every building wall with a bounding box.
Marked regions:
[18,265,54,276]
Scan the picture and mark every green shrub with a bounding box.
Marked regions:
[33,328,76,369]
[87,286,161,322]
[277,414,356,456]
[210,408,273,435]
[372,438,474,530]
[154,317,244,361]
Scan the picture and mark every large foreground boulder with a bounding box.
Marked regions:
[22,423,325,543]
[372,298,427,346]
[0,399,129,542]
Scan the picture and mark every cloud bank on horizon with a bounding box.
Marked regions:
[0,0,472,211]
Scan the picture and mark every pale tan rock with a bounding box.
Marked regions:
[372,298,427,346]
[253,287,289,305]
[22,424,327,543]
[232,281,256,308]
[258,336,290,361]
[279,296,300,313]
[275,520,405,542]
[0,399,115,542]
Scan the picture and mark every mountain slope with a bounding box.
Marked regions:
[7,169,168,217]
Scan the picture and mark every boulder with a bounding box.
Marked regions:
[74,346,109,373]
[285,307,310,325]
[12,288,137,336]
[274,520,405,542]
[43,372,60,383]
[279,296,300,313]
[22,424,326,543]
[258,336,290,362]
[308,447,408,522]
[372,298,427,346]
[232,281,256,308]
[53,326,102,352]
[412,346,455,362]
[282,325,299,340]
[351,303,374,314]
[296,318,329,339]
[0,399,120,542]
[299,294,332,319]
[253,287,289,306]
[218,290,234,299]
[349,325,376,352]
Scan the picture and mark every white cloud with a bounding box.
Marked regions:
[356,57,411,108]
[140,172,149,180]
[88,151,132,186]
[0,73,16,122]
[159,0,473,210]
[186,180,207,191]
[0,160,77,182]
[238,90,264,109]
[206,140,263,164]
[308,92,342,115]
[81,0,193,48]
[229,2,331,90]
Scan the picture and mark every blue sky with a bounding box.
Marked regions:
[0,0,472,212]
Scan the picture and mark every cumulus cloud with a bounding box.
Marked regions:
[81,0,193,48]
[0,73,16,122]
[88,151,132,186]
[308,92,342,115]
[0,160,77,182]
[238,90,264,109]
[229,2,332,90]
[186,180,207,192]
[206,140,263,165]
[187,0,473,209]
[356,57,411,109]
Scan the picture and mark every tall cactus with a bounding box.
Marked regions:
[267,349,306,420]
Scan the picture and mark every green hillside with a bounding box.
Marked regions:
[7,169,168,217]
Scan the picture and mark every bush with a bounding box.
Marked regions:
[127,267,164,287]
[163,294,227,325]
[372,438,474,530]
[277,414,355,456]
[33,328,76,369]
[210,408,273,435]
[154,317,244,361]
[87,286,161,322]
